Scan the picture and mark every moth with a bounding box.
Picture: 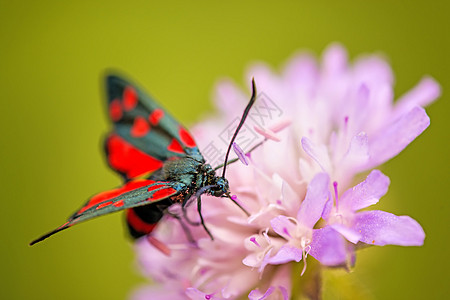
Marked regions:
[30,75,257,245]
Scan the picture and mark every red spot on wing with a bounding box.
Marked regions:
[151,188,177,200]
[126,208,157,234]
[113,199,124,207]
[167,138,184,154]
[147,186,177,202]
[124,180,156,191]
[77,179,155,215]
[109,99,123,121]
[106,134,163,178]
[59,222,71,229]
[97,201,113,210]
[131,116,151,138]
[147,183,171,192]
[123,86,138,111]
[78,191,119,214]
[179,127,197,148]
[149,108,165,125]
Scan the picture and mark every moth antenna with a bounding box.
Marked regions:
[221,78,257,178]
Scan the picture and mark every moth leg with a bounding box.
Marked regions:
[172,214,197,245]
[180,194,201,226]
[162,205,197,245]
[182,202,201,226]
[197,195,214,241]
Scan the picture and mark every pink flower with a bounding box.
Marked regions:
[324,170,425,248]
[132,44,439,299]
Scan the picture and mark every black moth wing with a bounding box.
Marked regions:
[30,179,182,245]
[105,74,204,181]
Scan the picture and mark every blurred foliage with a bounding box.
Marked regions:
[1,1,448,299]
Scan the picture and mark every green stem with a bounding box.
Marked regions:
[291,258,322,300]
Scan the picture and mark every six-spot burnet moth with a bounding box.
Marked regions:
[30,74,258,245]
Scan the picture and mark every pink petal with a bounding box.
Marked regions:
[185,288,217,300]
[268,245,303,264]
[272,264,291,299]
[353,210,425,246]
[279,286,289,300]
[394,76,441,117]
[281,180,302,215]
[297,173,330,228]
[330,224,361,244]
[222,270,261,299]
[309,227,347,266]
[340,169,390,211]
[270,215,297,240]
[353,55,394,85]
[242,254,259,268]
[322,43,348,77]
[282,54,319,96]
[301,137,331,172]
[321,196,333,220]
[343,132,369,166]
[366,106,430,169]
[214,80,247,116]
[248,264,291,300]
[249,287,275,300]
[132,285,185,300]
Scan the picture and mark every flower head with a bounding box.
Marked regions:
[132,44,439,299]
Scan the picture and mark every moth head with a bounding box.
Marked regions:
[210,177,229,197]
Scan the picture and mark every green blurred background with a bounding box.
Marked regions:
[1,1,448,299]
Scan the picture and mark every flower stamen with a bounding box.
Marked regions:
[250,237,261,247]
[300,244,311,276]
[333,181,339,211]
[232,142,249,165]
